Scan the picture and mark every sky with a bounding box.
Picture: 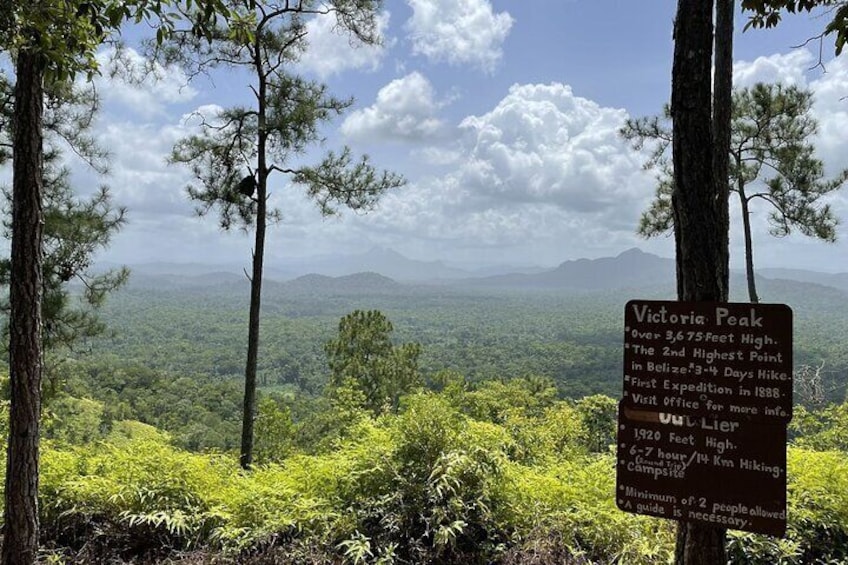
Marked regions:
[6,0,848,272]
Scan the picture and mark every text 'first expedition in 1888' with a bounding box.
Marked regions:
[617,300,793,537]
[622,300,792,423]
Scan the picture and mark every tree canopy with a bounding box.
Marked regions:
[0,1,229,81]
[621,82,847,301]
[742,1,848,54]
[325,310,422,416]
[0,78,128,354]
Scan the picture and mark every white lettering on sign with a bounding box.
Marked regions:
[715,307,763,327]
[631,304,707,326]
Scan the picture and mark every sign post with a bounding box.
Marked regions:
[616,300,793,536]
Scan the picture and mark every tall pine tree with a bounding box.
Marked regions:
[1,78,129,355]
[0,3,229,561]
[163,0,404,469]
[621,83,846,302]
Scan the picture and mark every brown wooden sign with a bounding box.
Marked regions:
[623,300,793,423]
[616,404,787,536]
[618,301,793,535]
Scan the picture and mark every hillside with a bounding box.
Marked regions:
[92,250,848,405]
[458,248,674,290]
[25,250,848,564]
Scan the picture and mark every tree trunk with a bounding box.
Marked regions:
[739,189,759,303]
[671,1,728,563]
[713,0,733,293]
[3,49,45,565]
[240,44,268,471]
[239,210,264,470]
[671,0,724,303]
[675,525,727,565]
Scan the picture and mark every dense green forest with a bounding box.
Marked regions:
[2,270,846,562]
[65,273,848,451]
[2,287,847,562]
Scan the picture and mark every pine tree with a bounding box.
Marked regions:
[671,1,727,561]
[621,83,847,302]
[325,310,421,416]
[1,79,128,355]
[0,3,228,561]
[164,1,405,469]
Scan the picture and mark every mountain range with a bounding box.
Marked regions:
[122,247,848,295]
[123,246,543,283]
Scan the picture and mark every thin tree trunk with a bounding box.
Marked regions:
[239,213,264,470]
[671,1,728,563]
[713,0,733,293]
[739,190,759,303]
[3,49,45,565]
[240,43,268,470]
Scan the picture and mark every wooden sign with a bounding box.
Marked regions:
[616,404,787,536]
[623,300,793,423]
[617,301,792,536]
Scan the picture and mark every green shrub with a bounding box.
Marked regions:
[791,402,848,452]
[5,388,847,564]
[43,395,104,445]
[491,455,674,564]
[345,393,507,562]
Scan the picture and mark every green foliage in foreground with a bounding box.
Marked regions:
[2,392,846,564]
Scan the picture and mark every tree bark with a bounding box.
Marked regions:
[239,41,268,471]
[239,213,264,470]
[671,1,728,563]
[3,48,45,565]
[713,0,733,293]
[739,189,759,303]
[671,0,724,303]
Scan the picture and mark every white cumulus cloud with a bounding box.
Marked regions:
[733,49,814,89]
[405,0,513,72]
[456,83,645,212]
[349,82,654,258]
[341,71,447,141]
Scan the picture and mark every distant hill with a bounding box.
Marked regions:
[738,275,848,311]
[117,249,848,294]
[759,268,848,293]
[125,262,239,277]
[277,272,405,295]
[122,261,296,282]
[460,248,675,290]
[126,271,245,290]
[275,247,471,281]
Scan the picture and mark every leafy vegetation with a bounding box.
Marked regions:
[742,1,848,55]
[0,272,846,561]
[1,370,846,564]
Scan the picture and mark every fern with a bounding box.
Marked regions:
[337,531,373,564]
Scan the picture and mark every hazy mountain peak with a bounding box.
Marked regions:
[337,271,399,285]
[617,247,647,258]
[469,247,675,290]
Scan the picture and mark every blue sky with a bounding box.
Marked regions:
[12,0,848,272]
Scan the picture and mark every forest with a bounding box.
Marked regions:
[64,272,848,451]
[0,270,844,563]
[2,0,848,564]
